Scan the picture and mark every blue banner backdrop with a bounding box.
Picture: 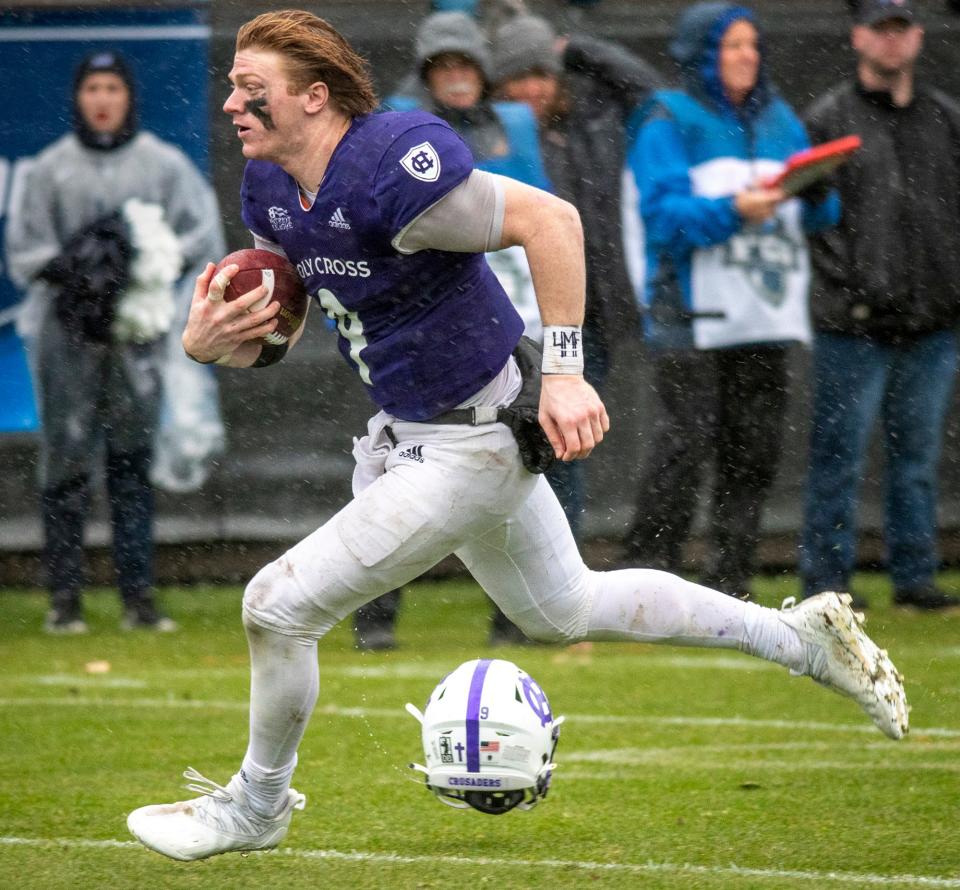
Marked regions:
[0,3,212,431]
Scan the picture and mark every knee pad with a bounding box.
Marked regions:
[241,555,340,639]
[242,558,299,632]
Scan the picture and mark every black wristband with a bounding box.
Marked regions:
[251,342,289,368]
[185,350,218,365]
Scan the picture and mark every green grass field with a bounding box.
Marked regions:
[1,573,958,889]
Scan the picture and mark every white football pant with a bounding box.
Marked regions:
[243,418,753,645]
[239,418,797,784]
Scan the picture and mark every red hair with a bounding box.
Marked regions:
[236,10,378,116]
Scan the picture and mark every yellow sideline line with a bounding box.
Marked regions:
[0,836,958,887]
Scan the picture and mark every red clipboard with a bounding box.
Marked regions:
[763,135,862,195]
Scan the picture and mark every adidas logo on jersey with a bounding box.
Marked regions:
[328,207,351,230]
[398,444,425,463]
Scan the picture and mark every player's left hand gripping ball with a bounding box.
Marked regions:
[213,248,308,346]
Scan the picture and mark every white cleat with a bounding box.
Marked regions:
[127,767,306,861]
[779,591,909,740]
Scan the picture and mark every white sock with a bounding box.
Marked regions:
[586,568,804,669]
[740,600,806,673]
[238,754,297,818]
[239,616,319,816]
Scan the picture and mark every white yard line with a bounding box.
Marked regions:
[565,741,960,763]
[32,675,149,689]
[0,836,957,887]
[564,761,960,775]
[15,653,774,690]
[1,695,958,737]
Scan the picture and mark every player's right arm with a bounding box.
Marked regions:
[192,161,310,368]
[183,232,311,367]
[181,262,281,367]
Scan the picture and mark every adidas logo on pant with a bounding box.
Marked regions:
[398,444,425,463]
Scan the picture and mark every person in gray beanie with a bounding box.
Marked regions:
[384,11,492,113]
[385,2,528,111]
[416,10,493,88]
[491,14,561,87]
[361,9,554,650]
[491,14,662,554]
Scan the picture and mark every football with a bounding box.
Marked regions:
[213,248,309,346]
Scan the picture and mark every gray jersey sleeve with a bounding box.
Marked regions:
[391,169,505,255]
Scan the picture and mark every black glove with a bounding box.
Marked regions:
[497,336,556,475]
[39,211,132,343]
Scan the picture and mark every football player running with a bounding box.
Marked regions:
[127,10,908,862]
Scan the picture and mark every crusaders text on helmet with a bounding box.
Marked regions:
[406,658,564,815]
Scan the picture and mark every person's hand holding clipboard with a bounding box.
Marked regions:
[762,135,862,196]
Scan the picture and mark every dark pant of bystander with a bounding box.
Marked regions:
[624,345,789,596]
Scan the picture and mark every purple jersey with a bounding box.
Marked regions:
[241,111,524,421]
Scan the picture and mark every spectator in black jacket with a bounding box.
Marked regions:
[490,14,662,542]
[800,0,960,610]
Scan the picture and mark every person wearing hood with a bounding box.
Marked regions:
[620,3,840,598]
[5,51,225,633]
[357,11,551,649]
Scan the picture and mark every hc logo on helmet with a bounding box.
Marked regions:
[521,675,553,726]
[401,142,441,182]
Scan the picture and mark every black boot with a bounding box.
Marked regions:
[893,586,960,610]
[488,604,530,646]
[41,476,89,634]
[45,589,88,634]
[354,589,401,650]
[120,590,177,631]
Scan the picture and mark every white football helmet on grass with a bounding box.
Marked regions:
[406,658,564,815]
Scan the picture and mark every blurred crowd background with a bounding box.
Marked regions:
[3,0,960,588]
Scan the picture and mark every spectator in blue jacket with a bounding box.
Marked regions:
[620,1,839,597]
